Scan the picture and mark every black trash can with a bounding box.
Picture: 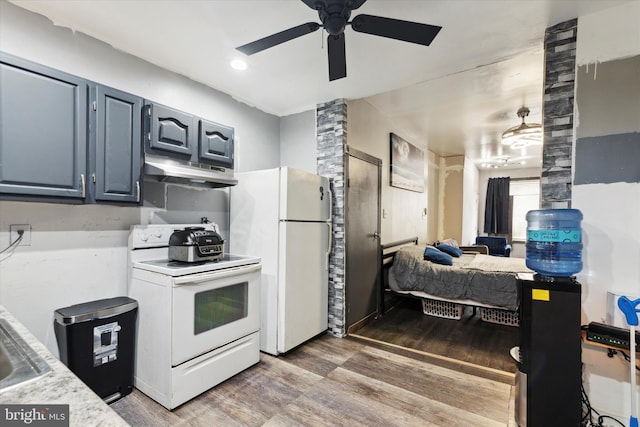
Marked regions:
[54,297,137,403]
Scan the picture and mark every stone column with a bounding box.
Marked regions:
[316,99,347,337]
[541,19,578,208]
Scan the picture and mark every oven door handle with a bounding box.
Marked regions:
[173,263,261,285]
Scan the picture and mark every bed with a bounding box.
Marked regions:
[380,238,533,324]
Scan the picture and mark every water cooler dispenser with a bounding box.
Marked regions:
[515,275,582,426]
[514,209,583,426]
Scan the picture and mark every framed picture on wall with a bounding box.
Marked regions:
[390,133,424,192]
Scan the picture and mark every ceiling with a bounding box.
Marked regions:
[9,0,630,170]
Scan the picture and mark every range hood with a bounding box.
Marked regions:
[144,156,237,188]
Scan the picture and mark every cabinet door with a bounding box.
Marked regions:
[144,103,195,159]
[0,54,87,199]
[198,119,234,169]
[94,85,143,204]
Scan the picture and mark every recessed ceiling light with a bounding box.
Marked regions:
[230,59,247,71]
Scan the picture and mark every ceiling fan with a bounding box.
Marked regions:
[236,0,442,81]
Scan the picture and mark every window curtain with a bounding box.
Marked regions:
[484,177,510,234]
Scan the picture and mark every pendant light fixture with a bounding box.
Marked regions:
[501,107,542,149]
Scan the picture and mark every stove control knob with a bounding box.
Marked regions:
[139,232,149,242]
[153,229,163,238]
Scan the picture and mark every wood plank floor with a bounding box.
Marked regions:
[349,298,519,382]
[111,334,516,426]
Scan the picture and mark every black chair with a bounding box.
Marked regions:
[475,236,511,257]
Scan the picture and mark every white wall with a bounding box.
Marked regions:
[573,2,640,419]
[461,158,479,246]
[280,109,317,174]
[426,150,441,244]
[438,156,464,243]
[346,99,430,245]
[0,0,282,356]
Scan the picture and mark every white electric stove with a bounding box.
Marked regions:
[127,223,261,410]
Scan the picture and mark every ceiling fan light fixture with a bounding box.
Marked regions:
[479,155,529,169]
[501,107,542,149]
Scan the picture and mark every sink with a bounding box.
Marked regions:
[0,318,51,392]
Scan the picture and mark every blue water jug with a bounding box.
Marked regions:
[525,209,583,277]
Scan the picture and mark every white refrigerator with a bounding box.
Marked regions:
[230,167,331,355]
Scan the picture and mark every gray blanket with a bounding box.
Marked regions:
[388,245,532,311]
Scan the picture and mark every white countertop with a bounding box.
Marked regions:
[0,306,130,427]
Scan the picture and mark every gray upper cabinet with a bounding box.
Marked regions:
[198,119,234,169]
[0,54,88,200]
[144,103,195,160]
[144,102,235,173]
[0,53,143,205]
[92,85,142,204]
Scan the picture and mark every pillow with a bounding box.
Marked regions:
[436,243,464,257]
[423,247,453,266]
[438,238,459,248]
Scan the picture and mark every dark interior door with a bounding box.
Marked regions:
[345,149,381,331]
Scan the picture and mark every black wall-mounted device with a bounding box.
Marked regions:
[586,321,639,351]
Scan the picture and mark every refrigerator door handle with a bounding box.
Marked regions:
[325,187,333,223]
[325,221,332,270]
[325,188,333,270]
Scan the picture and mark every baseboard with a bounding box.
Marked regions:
[346,311,378,334]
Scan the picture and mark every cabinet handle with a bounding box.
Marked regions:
[80,174,86,198]
[136,181,140,203]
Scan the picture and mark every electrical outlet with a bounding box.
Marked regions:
[9,224,31,246]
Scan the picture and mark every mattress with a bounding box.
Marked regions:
[388,245,532,311]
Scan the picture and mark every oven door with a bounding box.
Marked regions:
[171,263,261,366]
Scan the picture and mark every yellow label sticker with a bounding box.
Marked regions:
[532,289,550,301]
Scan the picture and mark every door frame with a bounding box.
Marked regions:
[344,145,382,332]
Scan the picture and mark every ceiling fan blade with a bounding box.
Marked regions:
[327,33,346,81]
[300,0,322,9]
[237,22,320,55]
[301,0,368,11]
[300,0,320,9]
[347,0,368,10]
[351,14,442,46]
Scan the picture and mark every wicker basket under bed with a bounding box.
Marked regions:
[479,307,519,327]
[421,298,464,320]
